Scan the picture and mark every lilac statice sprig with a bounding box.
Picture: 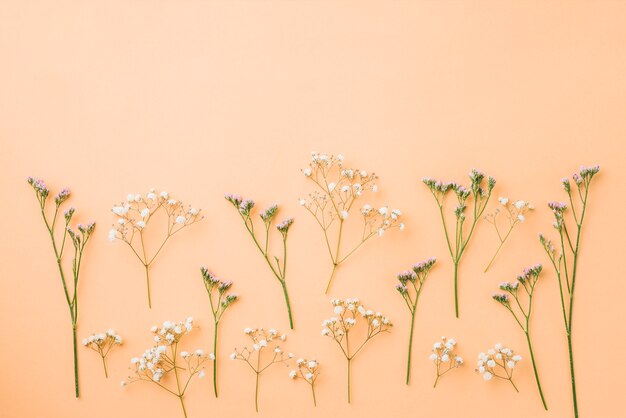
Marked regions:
[395,257,437,385]
[200,267,239,398]
[429,336,463,388]
[27,177,96,398]
[230,328,293,412]
[109,189,203,308]
[225,194,295,329]
[82,329,123,378]
[493,264,547,409]
[321,298,392,403]
[483,198,534,272]
[289,358,320,406]
[476,344,522,391]
[422,169,496,317]
[123,318,206,418]
[539,165,599,418]
[299,152,404,294]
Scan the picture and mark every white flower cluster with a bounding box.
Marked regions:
[321,298,392,339]
[430,336,463,387]
[109,189,202,242]
[290,358,319,383]
[124,318,206,386]
[150,317,194,345]
[476,344,522,391]
[493,197,534,223]
[477,344,522,380]
[299,152,404,234]
[230,328,292,360]
[82,329,122,378]
[82,329,123,348]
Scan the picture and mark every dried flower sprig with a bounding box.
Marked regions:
[200,267,238,398]
[27,177,96,398]
[300,152,404,293]
[395,257,437,385]
[109,190,202,308]
[429,336,463,388]
[540,164,600,418]
[321,298,392,403]
[483,198,534,272]
[493,264,548,409]
[289,358,320,406]
[230,328,293,412]
[476,344,522,391]
[82,329,123,378]
[422,169,496,317]
[225,195,295,329]
[122,318,207,418]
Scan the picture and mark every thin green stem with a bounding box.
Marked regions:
[281,281,294,329]
[101,355,108,378]
[213,321,219,397]
[145,264,152,309]
[405,312,416,385]
[526,331,548,410]
[453,262,459,318]
[326,220,344,294]
[347,358,351,404]
[72,324,79,398]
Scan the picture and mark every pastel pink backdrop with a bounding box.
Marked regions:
[1,1,625,418]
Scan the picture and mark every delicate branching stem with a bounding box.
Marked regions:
[226,196,294,329]
[423,171,495,317]
[540,166,599,418]
[28,178,95,398]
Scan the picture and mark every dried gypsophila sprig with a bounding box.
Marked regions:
[82,329,123,378]
[539,164,600,418]
[476,343,522,391]
[122,318,207,418]
[289,358,320,406]
[27,177,96,398]
[299,152,404,293]
[225,195,295,329]
[321,298,392,403]
[395,257,437,385]
[230,328,293,412]
[109,189,203,308]
[422,169,496,317]
[493,264,548,409]
[483,197,534,272]
[429,336,463,388]
[200,267,239,398]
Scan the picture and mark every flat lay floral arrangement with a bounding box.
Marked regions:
[27,155,600,418]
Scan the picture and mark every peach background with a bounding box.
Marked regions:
[1,1,625,417]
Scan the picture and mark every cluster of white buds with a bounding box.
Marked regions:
[476,344,522,391]
[322,298,392,338]
[123,319,206,418]
[230,328,293,412]
[290,358,320,406]
[299,153,403,293]
[483,197,533,272]
[430,336,463,388]
[109,189,203,308]
[109,189,202,241]
[82,329,122,378]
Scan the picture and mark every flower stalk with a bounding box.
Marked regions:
[109,190,203,308]
[493,264,547,409]
[123,318,207,418]
[28,177,95,398]
[82,329,123,378]
[423,169,495,317]
[225,195,295,329]
[430,336,463,388]
[394,257,437,384]
[230,328,293,412]
[321,298,392,403]
[200,267,238,397]
[539,165,600,418]
[300,153,404,293]
[289,358,320,406]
